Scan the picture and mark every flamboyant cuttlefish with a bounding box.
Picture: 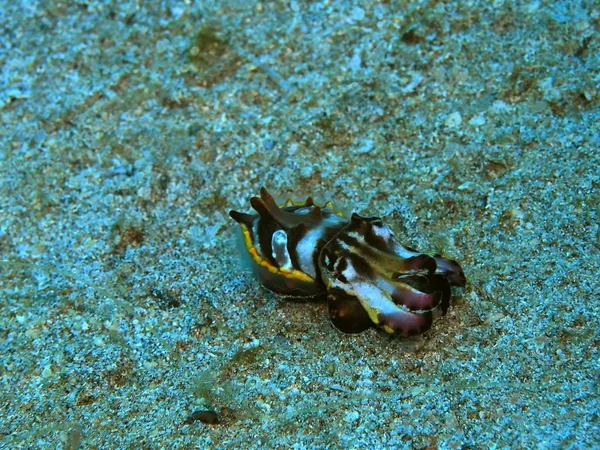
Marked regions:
[229,188,466,337]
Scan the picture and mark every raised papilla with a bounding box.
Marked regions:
[229,188,466,337]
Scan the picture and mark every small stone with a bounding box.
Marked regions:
[492,100,509,112]
[469,114,486,126]
[356,139,375,154]
[344,410,360,422]
[349,52,362,72]
[351,7,365,21]
[445,111,462,128]
[298,165,312,179]
[184,410,220,425]
[41,364,53,378]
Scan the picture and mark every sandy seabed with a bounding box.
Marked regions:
[1,1,598,448]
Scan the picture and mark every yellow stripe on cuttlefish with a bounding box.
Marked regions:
[240,223,313,282]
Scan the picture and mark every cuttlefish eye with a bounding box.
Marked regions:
[319,249,351,284]
[321,249,336,272]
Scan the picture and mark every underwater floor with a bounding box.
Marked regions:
[1,1,598,448]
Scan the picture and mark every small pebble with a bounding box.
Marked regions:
[445,111,462,128]
[351,7,365,21]
[184,410,220,425]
